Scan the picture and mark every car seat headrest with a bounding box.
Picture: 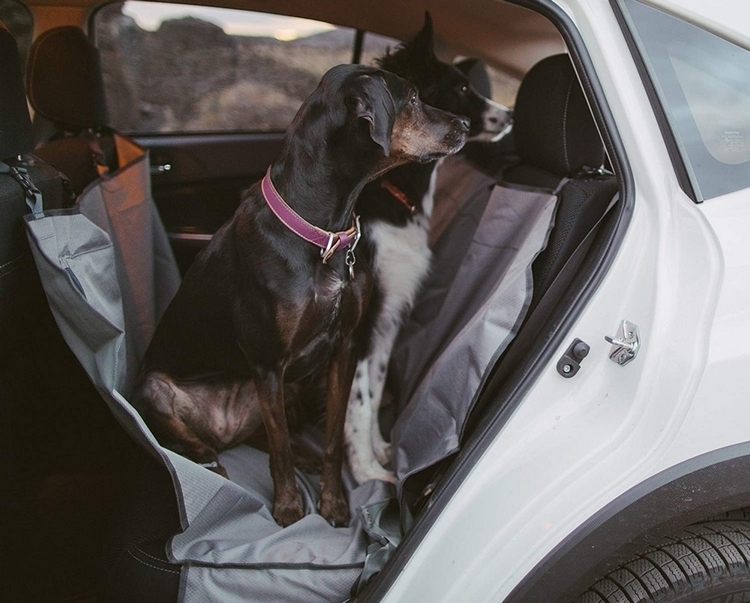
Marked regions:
[513,54,604,177]
[454,57,492,99]
[0,22,34,160]
[27,26,108,132]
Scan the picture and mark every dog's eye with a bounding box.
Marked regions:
[460,84,468,94]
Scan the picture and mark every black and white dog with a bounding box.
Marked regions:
[345,14,513,484]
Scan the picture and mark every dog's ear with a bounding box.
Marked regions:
[349,75,395,156]
[377,11,436,76]
[412,11,435,58]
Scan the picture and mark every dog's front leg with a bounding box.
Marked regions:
[319,341,357,526]
[345,359,397,484]
[255,368,304,527]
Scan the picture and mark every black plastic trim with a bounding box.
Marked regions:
[506,441,750,603]
[357,0,635,598]
[611,0,698,202]
[134,131,285,148]
[353,29,364,64]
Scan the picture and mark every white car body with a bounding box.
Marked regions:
[373,0,750,601]
[7,0,749,600]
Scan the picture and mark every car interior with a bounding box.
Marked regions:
[0,1,627,601]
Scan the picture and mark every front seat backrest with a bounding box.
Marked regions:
[511,53,604,183]
[26,26,115,194]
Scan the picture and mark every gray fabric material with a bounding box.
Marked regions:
[23,134,559,600]
[390,184,558,485]
[22,136,396,602]
[25,207,128,393]
[75,134,180,395]
[183,564,362,603]
[24,134,180,396]
[429,154,497,247]
[175,436,395,603]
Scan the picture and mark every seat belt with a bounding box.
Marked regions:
[0,161,44,215]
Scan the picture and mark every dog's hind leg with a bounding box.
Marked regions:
[164,422,228,479]
[133,372,229,478]
[345,360,396,484]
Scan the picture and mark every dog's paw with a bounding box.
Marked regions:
[353,463,397,486]
[319,494,350,527]
[207,462,229,479]
[373,440,392,467]
[273,495,305,527]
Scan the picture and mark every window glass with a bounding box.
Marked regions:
[359,30,399,67]
[621,0,750,200]
[92,2,356,133]
[360,30,520,109]
[485,64,520,109]
[0,0,33,72]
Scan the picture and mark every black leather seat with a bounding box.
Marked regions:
[505,54,616,310]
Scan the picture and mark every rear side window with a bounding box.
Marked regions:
[619,0,750,201]
[92,2,359,133]
[0,0,33,72]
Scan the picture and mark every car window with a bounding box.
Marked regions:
[359,30,398,67]
[92,2,359,133]
[484,64,520,109]
[619,0,750,201]
[0,0,33,73]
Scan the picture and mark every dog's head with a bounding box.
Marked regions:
[347,67,470,167]
[287,64,469,180]
[377,12,512,141]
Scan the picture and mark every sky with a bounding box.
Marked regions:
[121,1,336,39]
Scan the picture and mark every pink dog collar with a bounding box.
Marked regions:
[261,167,360,264]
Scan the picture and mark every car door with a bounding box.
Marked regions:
[91,1,397,273]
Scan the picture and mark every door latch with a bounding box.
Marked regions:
[605,320,640,366]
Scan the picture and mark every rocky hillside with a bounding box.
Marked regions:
[95,4,381,132]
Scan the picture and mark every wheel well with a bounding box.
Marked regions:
[505,442,750,603]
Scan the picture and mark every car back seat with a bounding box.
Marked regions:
[390,54,618,508]
[42,52,617,602]
[461,54,620,446]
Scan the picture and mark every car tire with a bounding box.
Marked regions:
[577,516,750,602]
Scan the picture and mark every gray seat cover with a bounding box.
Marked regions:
[23,135,394,602]
[23,139,557,601]
[390,183,558,487]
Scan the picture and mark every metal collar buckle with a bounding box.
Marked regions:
[320,233,341,264]
[345,215,362,279]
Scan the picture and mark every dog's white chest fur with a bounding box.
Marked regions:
[345,161,440,484]
[369,158,438,323]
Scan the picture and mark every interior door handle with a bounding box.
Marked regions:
[150,162,173,175]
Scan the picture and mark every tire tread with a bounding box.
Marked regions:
[578,518,750,602]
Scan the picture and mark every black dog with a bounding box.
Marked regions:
[345,14,513,484]
[132,64,468,527]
